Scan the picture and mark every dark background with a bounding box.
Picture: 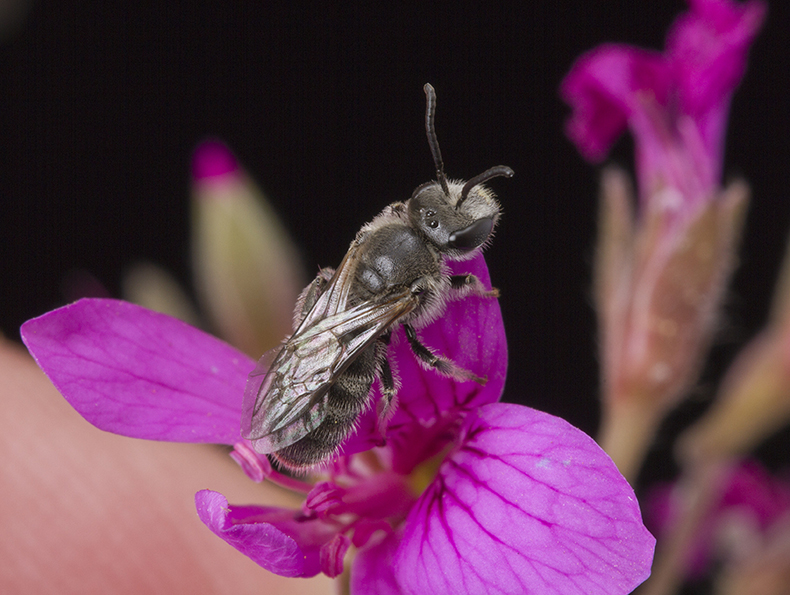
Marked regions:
[2,0,789,497]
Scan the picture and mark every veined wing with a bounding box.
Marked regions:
[241,244,361,446]
[242,286,417,454]
[295,242,361,333]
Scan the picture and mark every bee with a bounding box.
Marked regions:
[241,84,513,470]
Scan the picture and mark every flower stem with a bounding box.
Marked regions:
[597,397,664,483]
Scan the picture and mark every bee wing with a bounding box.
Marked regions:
[296,242,360,328]
[241,244,361,446]
[242,286,417,454]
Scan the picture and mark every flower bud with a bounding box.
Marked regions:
[596,174,748,478]
[191,139,306,358]
[678,229,790,465]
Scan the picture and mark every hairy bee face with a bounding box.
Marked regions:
[407,180,501,260]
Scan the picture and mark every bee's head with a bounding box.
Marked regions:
[408,170,510,259]
[412,84,513,259]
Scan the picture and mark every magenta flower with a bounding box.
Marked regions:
[561,0,766,211]
[560,0,766,480]
[647,461,790,578]
[21,254,654,593]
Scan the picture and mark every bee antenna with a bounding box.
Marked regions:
[423,84,450,196]
[458,165,515,209]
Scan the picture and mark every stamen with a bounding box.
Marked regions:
[230,441,314,493]
[303,481,347,515]
[320,533,351,578]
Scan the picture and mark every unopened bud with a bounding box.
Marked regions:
[597,176,748,479]
[191,139,306,358]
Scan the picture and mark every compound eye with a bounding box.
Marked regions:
[448,217,494,251]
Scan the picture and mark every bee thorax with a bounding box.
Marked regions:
[355,224,439,297]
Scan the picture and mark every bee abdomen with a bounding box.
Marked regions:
[274,353,376,469]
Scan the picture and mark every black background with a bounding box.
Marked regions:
[2,0,789,499]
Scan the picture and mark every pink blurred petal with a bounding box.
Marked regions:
[560,45,670,162]
[394,403,655,595]
[561,0,765,202]
[720,461,790,527]
[0,338,331,593]
[191,139,240,181]
[666,0,767,172]
[667,0,767,116]
[351,530,404,595]
[646,460,790,577]
[195,490,334,578]
[21,299,253,444]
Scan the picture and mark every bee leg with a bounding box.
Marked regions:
[292,267,335,329]
[403,324,486,385]
[375,333,399,431]
[449,274,499,299]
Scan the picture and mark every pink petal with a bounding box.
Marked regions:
[394,254,508,415]
[561,0,765,188]
[394,403,655,595]
[351,530,404,595]
[646,459,790,577]
[341,253,508,467]
[195,490,334,578]
[21,299,254,444]
[560,45,670,162]
[667,0,767,116]
[561,41,716,207]
[192,138,240,180]
[719,461,790,527]
[666,0,767,171]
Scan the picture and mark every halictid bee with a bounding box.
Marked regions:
[242,84,513,470]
